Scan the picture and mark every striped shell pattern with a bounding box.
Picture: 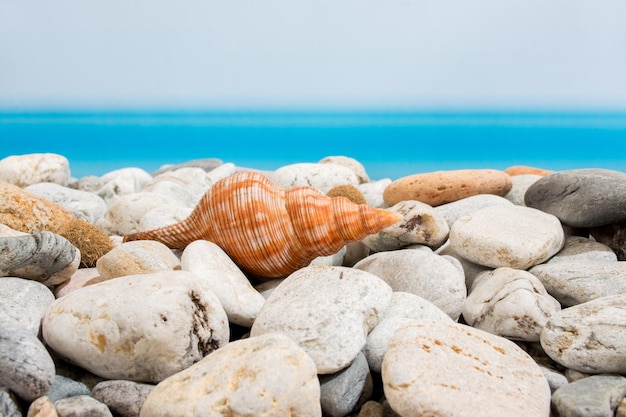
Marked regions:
[123,171,402,279]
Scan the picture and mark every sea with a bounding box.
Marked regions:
[1,110,625,181]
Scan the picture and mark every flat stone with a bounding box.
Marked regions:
[547,236,617,263]
[529,260,626,307]
[449,205,564,269]
[552,375,626,417]
[540,294,626,374]
[353,249,466,320]
[0,387,22,417]
[95,240,180,280]
[462,267,561,341]
[42,271,229,383]
[250,265,392,374]
[139,333,321,417]
[524,168,626,228]
[0,153,71,187]
[434,194,513,228]
[92,380,155,417]
[181,239,265,327]
[270,162,360,193]
[320,352,372,417]
[0,313,55,401]
[54,395,112,417]
[382,320,551,417]
[0,232,80,286]
[0,277,55,335]
[364,292,452,372]
[383,169,512,207]
[25,182,108,224]
[362,200,449,251]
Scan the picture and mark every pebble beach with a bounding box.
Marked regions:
[1,152,625,417]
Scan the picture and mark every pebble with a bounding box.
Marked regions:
[95,240,181,280]
[353,249,466,320]
[45,375,91,403]
[319,155,370,183]
[143,167,212,206]
[540,366,569,393]
[97,167,153,204]
[0,232,80,286]
[357,178,392,208]
[504,165,553,176]
[362,200,449,251]
[551,375,626,417]
[435,241,491,289]
[42,271,229,383]
[547,235,618,263]
[363,292,452,372]
[0,277,55,335]
[91,380,154,417]
[524,168,626,228]
[150,157,223,176]
[24,182,108,224]
[591,221,626,261]
[0,181,78,234]
[382,320,551,417]
[503,174,541,206]
[0,387,22,417]
[462,267,561,342]
[139,333,321,417]
[250,265,392,374]
[54,395,112,417]
[449,205,565,269]
[270,162,360,193]
[434,193,513,228]
[54,268,104,298]
[320,352,372,417]
[0,153,71,187]
[0,313,56,401]
[180,239,266,327]
[540,293,626,374]
[382,168,512,207]
[529,260,626,307]
[27,396,57,417]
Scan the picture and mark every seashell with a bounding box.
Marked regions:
[123,171,402,279]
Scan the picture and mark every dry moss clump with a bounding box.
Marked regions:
[327,185,367,205]
[57,219,115,267]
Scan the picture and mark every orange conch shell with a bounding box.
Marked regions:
[123,171,402,279]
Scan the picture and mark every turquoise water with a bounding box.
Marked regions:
[1,110,625,180]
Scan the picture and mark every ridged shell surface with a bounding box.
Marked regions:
[124,171,402,279]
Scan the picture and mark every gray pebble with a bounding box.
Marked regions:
[25,182,108,224]
[151,157,223,176]
[0,277,55,335]
[46,375,91,403]
[55,395,112,417]
[0,387,22,417]
[552,375,626,417]
[92,380,154,417]
[320,352,372,417]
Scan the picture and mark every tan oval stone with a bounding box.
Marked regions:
[383,169,512,207]
[505,165,554,176]
[0,181,77,234]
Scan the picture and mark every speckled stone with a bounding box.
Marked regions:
[92,380,155,417]
[45,375,91,402]
[24,182,108,224]
[95,240,181,280]
[271,162,360,193]
[383,169,512,207]
[0,153,71,187]
[54,395,112,417]
[0,387,22,417]
[552,375,626,417]
[382,320,551,417]
[0,277,55,335]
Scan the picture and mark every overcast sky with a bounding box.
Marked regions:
[1,0,626,110]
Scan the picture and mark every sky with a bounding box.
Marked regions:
[1,0,626,110]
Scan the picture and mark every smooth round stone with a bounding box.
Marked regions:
[0,232,80,286]
[353,249,466,320]
[364,292,452,372]
[540,366,568,393]
[140,333,321,417]
[54,268,104,298]
[151,157,223,176]
[462,267,561,342]
[270,162,360,193]
[504,165,553,176]
[434,194,513,228]
[181,240,265,327]
[524,168,626,228]
[250,265,392,374]
[529,260,626,307]
[540,294,626,374]
[0,313,55,401]
[24,182,108,224]
[382,320,551,417]
[54,395,112,417]
[0,277,55,335]
[503,174,541,206]
[70,175,105,192]
[0,181,77,234]
[436,241,491,289]
[0,153,70,187]
[26,396,57,417]
[0,387,22,417]
[42,271,229,383]
[362,200,449,251]
[547,236,617,263]
[591,221,626,261]
[96,240,181,280]
[319,155,370,183]
[320,352,372,417]
[92,380,155,417]
[449,205,565,269]
[96,192,190,236]
[45,375,91,403]
[552,375,626,417]
[357,178,392,208]
[97,167,153,204]
[383,169,512,207]
[144,167,212,205]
